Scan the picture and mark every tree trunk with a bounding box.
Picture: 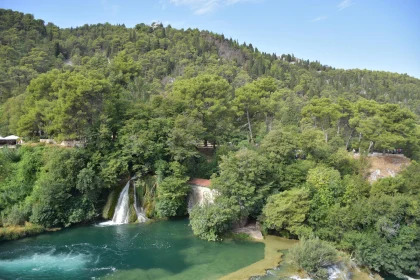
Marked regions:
[246,108,253,143]
[204,139,208,147]
[321,125,328,143]
[265,114,269,133]
[265,114,273,133]
[337,121,340,135]
[345,129,355,150]
[368,141,375,154]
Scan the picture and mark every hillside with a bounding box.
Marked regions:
[2,9,420,134]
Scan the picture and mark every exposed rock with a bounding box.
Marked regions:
[354,153,410,183]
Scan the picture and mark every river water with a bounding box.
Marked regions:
[0,219,264,280]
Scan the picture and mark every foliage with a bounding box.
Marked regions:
[343,226,420,278]
[155,162,189,217]
[261,188,312,237]
[0,146,107,228]
[288,236,338,279]
[189,201,238,241]
[307,165,343,207]
[211,148,273,218]
[260,128,298,164]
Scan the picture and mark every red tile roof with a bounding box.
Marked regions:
[188,178,211,187]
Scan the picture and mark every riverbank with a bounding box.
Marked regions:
[221,235,298,280]
[0,222,45,242]
[222,233,383,280]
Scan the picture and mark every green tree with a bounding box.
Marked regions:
[167,114,205,162]
[212,149,273,218]
[171,74,232,146]
[260,128,298,164]
[233,77,277,142]
[155,162,190,217]
[261,188,312,237]
[189,201,238,241]
[288,236,338,279]
[301,98,341,144]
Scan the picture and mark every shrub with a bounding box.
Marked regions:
[189,201,238,241]
[2,204,27,226]
[288,236,338,279]
[261,188,312,238]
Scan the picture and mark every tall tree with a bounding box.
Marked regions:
[171,74,232,146]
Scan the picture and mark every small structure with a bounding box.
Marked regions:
[40,139,57,144]
[0,135,21,147]
[187,178,211,187]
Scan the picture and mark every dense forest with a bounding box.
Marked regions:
[0,9,419,279]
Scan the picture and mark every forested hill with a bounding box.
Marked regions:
[1,9,420,126]
[1,9,420,278]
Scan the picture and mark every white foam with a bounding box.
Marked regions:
[0,252,87,272]
[112,181,131,224]
[96,220,123,227]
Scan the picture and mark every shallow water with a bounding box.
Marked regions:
[0,219,264,280]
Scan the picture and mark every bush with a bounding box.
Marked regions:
[2,147,21,163]
[288,236,338,279]
[189,201,238,241]
[2,204,27,226]
[261,188,312,237]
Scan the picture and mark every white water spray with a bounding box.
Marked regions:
[187,185,218,211]
[99,177,147,226]
[133,183,147,222]
[111,181,131,224]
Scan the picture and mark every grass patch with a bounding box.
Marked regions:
[225,232,253,241]
[0,222,44,242]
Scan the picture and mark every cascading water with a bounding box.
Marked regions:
[99,177,147,226]
[187,185,218,211]
[133,183,147,222]
[111,181,131,224]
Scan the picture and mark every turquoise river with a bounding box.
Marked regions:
[0,219,264,280]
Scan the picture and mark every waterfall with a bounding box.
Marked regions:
[99,177,147,226]
[289,265,349,280]
[133,184,147,222]
[187,185,218,211]
[111,181,131,224]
